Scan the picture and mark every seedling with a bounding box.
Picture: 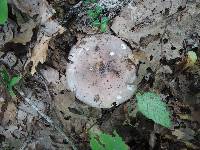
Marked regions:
[92,16,109,32]
[86,2,109,32]
[87,5,103,20]
[0,0,8,25]
[0,68,21,97]
[90,131,128,150]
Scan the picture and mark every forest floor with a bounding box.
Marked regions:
[0,0,200,150]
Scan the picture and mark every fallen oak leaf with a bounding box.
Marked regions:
[30,20,64,75]
[30,35,51,75]
[10,0,65,75]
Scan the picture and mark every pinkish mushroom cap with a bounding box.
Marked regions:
[66,34,137,108]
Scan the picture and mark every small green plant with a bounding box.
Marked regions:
[0,68,21,97]
[136,92,172,128]
[84,0,109,32]
[92,16,109,32]
[90,131,128,150]
[0,0,8,25]
[87,5,103,20]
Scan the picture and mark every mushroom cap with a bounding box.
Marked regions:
[66,34,137,108]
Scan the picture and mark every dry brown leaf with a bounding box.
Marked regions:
[172,128,195,140]
[11,0,65,75]
[11,19,37,45]
[2,102,17,126]
[40,67,60,84]
[55,91,75,115]
[172,129,185,140]
[30,35,51,75]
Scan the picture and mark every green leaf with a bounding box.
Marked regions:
[100,23,107,32]
[90,131,129,150]
[0,68,21,97]
[101,17,109,24]
[92,19,100,27]
[136,92,172,128]
[100,17,109,32]
[7,75,21,97]
[87,10,97,20]
[8,75,21,88]
[8,88,16,97]
[90,134,104,150]
[87,5,103,20]
[91,0,97,3]
[0,0,8,24]
[0,68,10,83]
[95,5,103,15]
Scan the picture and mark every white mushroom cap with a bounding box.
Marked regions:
[66,34,137,108]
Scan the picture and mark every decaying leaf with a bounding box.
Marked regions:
[10,0,65,74]
[40,67,60,85]
[172,128,195,140]
[30,22,64,75]
[30,35,51,75]
[11,19,37,45]
[2,102,17,126]
[185,51,198,68]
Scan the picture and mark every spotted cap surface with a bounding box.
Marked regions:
[66,34,137,108]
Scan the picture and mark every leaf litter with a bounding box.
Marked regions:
[0,0,200,149]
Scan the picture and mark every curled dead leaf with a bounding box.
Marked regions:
[30,35,51,75]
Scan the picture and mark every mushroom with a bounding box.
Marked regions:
[66,34,137,108]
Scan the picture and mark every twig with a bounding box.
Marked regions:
[17,90,78,150]
[19,138,32,150]
[38,72,52,100]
